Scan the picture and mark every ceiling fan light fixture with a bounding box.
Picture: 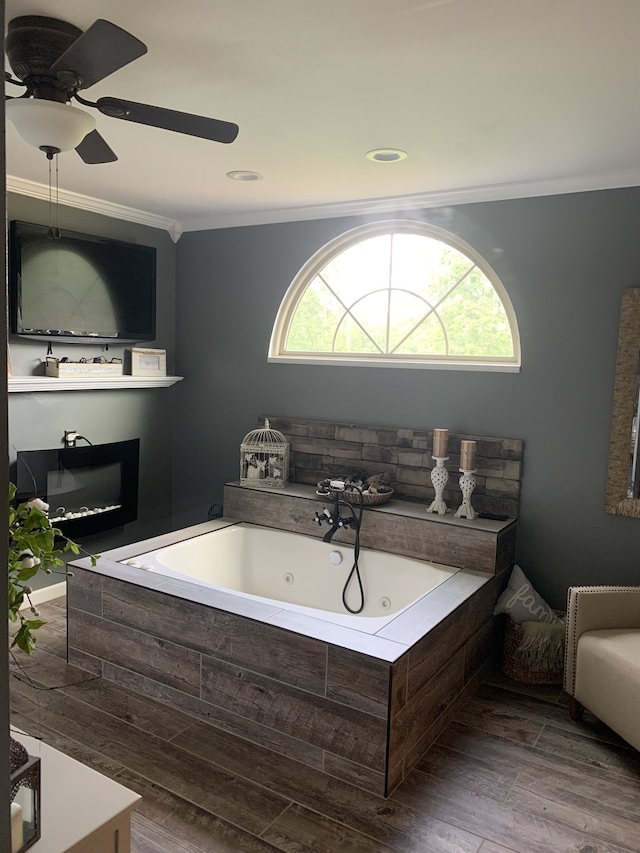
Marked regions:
[5,98,96,153]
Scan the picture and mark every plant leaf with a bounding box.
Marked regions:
[11,623,36,654]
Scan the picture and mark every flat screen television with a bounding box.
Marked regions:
[9,220,157,344]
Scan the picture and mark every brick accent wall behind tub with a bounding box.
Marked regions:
[264,417,523,518]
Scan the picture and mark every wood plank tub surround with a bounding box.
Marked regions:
[67,489,514,797]
[224,481,515,574]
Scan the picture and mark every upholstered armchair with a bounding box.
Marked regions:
[564,585,640,751]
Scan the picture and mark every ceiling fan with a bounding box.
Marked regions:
[4,15,239,163]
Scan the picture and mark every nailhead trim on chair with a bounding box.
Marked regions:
[565,585,640,695]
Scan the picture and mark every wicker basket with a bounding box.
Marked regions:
[317,483,394,506]
[502,610,566,685]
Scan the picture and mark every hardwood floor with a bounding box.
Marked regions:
[9,598,640,853]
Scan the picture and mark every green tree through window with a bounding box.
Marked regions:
[270,221,520,371]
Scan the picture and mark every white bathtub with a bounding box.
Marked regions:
[120,522,460,634]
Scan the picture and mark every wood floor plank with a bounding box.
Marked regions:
[11,712,127,778]
[131,814,200,853]
[483,666,564,704]
[507,784,640,853]
[116,769,284,853]
[11,661,195,741]
[394,741,516,802]
[130,830,168,853]
[261,802,397,852]
[453,694,545,745]
[9,675,60,719]
[469,682,630,747]
[43,596,66,610]
[11,597,640,853]
[534,724,640,781]
[394,767,632,853]
[17,691,291,837]
[436,720,639,789]
[31,630,67,659]
[513,758,640,822]
[10,646,100,690]
[171,719,482,852]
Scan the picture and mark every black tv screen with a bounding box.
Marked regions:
[9,220,157,344]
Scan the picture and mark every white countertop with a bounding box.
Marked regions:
[12,731,141,853]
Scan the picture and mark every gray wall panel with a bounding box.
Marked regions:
[174,189,640,607]
[7,193,177,588]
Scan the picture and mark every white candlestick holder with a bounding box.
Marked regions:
[455,469,477,519]
[427,457,449,515]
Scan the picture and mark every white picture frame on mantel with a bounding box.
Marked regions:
[130,347,167,377]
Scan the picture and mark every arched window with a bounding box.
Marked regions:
[269,220,520,371]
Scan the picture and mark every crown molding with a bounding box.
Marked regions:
[181,169,640,232]
[6,175,183,242]
[8,169,640,239]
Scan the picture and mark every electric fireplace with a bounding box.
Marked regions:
[15,439,139,539]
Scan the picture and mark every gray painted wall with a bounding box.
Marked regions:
[7,193,178,588]
[173,188,640,609]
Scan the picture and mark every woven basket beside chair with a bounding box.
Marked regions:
[502,610,566,685]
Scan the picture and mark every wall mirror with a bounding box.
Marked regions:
[606,288,640,516]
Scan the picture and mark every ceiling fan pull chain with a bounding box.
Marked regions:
[47,154,53,238]
[55,155,60,238]
[46,153,61,240]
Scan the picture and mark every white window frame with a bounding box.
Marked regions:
[268,220,521,372]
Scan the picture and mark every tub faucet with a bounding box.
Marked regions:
[313,499,358,543]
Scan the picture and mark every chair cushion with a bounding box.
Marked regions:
[574,628,640,751]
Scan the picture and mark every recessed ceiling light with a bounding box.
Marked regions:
[226,170,263,181]
[365,148,408,163]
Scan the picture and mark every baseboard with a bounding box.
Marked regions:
[20,582,66,608]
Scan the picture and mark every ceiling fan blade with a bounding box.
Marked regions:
[76,129,118,164]
[96,97,239,144]
[51,19,147,90]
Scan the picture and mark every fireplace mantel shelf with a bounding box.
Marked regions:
[8,375,183,392]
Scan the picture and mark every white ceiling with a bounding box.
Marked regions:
[5,0,640,236]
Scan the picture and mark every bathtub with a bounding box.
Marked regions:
[69,505,511,798]
[119,522,460,634]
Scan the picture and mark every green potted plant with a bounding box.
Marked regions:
[8,482,97,654]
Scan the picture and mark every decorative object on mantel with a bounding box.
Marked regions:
[428,428,449,515]
[317,474,394,506]
[129,347,167,377]
[240,418,290,487]
[45,355,123,378]
[455,440,477,519]
[10,736,40,852]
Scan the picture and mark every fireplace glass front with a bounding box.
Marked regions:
[15,439,139,538]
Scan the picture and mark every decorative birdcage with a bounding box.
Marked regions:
[240,418,290,488]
